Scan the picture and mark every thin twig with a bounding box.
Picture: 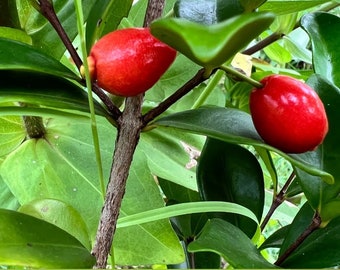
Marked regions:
[275,211,321,266]
[261,172,296,231]
[142,68,208,124]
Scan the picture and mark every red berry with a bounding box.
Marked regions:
[249,74,328,153]
[88,28,177,96]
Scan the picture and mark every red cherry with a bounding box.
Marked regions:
[249,74,328,153]
[88,28,177,96]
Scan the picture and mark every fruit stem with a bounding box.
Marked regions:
[74,0,106,201]
[219,65,263,88]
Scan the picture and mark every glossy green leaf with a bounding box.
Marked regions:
[153,106,333,184]
[117,201,259,229]
[150,12,274,69]
[0,208,95,268]
[0,71,108,117]
[301,12,340,88]
[320,198,340,226]
[260,0,330,15]
[158,178,207,238]
[174,0,244,24]
[259,225,290,250]
[188,219,275,268]
[0,38,79,80]
[0,27,31,44]
[281,213,340,268]
[239,0,267,12]
[197,138,264,237]
[261,31,292,64]
[19,199,91,250]
[86,0,133,51]
[295,74,340,209]
[278,202,314,257]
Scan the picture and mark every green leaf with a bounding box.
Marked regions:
[188,219,275,268]
[140,127,204,191]
[0,71,108,117]
[295,74,340,209]
[280,209,340,268]
[197,138,264,237]
[0,176,19,210]
[117,201,259,229]
[0,116,25,157]
[301,12,340,88]
[261,31,292,64]
[0,38,79,80]
[259,225,290,250]
[19,199,91,250]
[278,202,314,257]
[0,208,95,268]
[0,27,32,44]
[260,0,330,15]
[0,116,185,265]
[150,12,274,69]
[86,0,133,52]
[112,151,184,265]
[320,198,340,226]
[158,178,207,239]
[153,106,333,184]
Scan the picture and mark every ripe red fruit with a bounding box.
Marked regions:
[249,74,328,153]
[87,28,177,96]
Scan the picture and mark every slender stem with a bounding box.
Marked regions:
[261,172,296,231]
[142,68,207,124]
[219,65,263,88]
[275,211,321,266]
[34,0,83,69]
[74,0,106,200]
[242,32,284,56]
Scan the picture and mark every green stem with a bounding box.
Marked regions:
[191,69,224,109]
[219,65,263,88]
[74,0,106,203]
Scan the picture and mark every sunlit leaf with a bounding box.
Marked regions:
[0,209,95,268]
[151,12,274,69]
[188,219,275,268]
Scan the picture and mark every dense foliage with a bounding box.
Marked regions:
[0,0,340,268]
